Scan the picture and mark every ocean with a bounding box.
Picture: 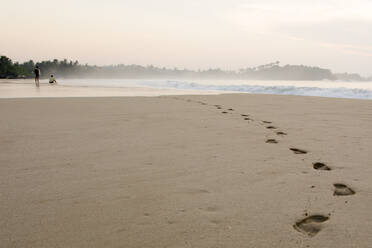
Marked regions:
[57,79,372,100]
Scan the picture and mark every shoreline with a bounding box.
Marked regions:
[0,79,223,98]
[1,79,372,101]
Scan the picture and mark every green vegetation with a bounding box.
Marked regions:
[0,56,32,78]
[0,55,370,81]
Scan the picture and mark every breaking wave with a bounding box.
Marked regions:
[140,80,372,100]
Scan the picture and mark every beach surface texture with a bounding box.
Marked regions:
[1,92,371,247]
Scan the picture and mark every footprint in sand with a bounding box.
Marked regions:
[199,206,218,212]
[241,114,249,117]
[290,148,308,154]
[276,131,287,136]
[313,162,331,171]
[294,215,329,237]
[222,111,228,114]
[266,126,277,129]
[228,108,234,111]
[209,219,223,225]
[244,117,252,121]
[333,183,355,196]
[183,188,210,195]
[205,206,218,212]
[266,139,278,144]
[262,121,272,124]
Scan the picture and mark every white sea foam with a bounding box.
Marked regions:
[58,79,372,100]
[141,80,372,99]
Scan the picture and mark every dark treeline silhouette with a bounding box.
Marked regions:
[0,55,370,81]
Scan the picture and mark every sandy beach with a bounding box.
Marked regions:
[1,91,372,247]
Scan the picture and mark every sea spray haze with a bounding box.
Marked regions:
[1,56,370,81]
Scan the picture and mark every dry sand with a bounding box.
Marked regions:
[1,93,372,248]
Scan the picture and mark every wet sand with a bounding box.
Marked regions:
[1,93,372,248]
[0,79,219,98]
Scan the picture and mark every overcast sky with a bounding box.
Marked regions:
[1,0,371,75]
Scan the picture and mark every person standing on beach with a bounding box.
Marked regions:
[34,66,40,87]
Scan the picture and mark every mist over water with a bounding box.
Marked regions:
[58,79,372,100]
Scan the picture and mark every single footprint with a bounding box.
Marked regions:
[333,183,355,196]
[313,162,331,171]
[241,114,249,117]
[266,126,277,129]
[199,206,218,212]
[244,117,252,121]
[276,131,287,136]
[228,108,234,111]
[262,121,272,124]
[293,215,329,237]
[205,206,218,212]
[222,111,228,114]
[183,188,210,195]
[290,148,308,154]
[209,219,222,225]
[266,139,278,144]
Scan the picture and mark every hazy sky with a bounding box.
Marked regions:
[1,0,371,75]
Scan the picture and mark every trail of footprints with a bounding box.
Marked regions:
[171,97,356,237]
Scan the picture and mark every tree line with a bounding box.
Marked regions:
[0,55,370,81]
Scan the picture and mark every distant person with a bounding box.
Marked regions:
[34,66,40,87]
[49,74,57,84]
